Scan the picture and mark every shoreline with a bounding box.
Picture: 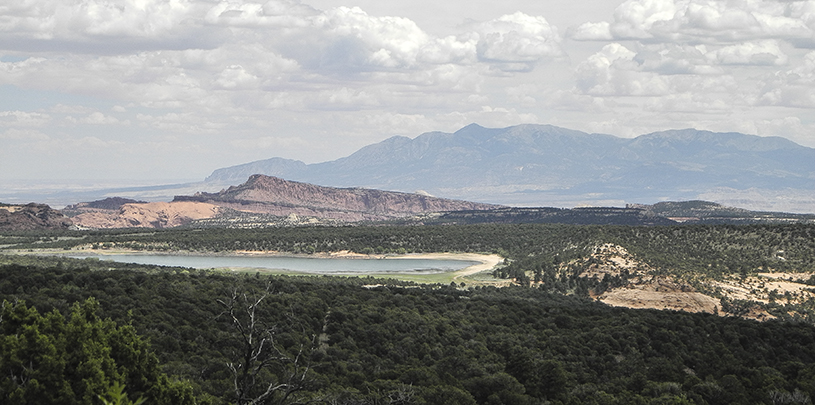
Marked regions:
[17,248,504,280]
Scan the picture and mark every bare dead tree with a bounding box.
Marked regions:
[217,283,315,405]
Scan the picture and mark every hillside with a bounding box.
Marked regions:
[65,176,501,228]
[415,206,679,226]
[206,124,815,212]
[175,174,502,222]
[393,200,815,226]
[4,257,815,404]
[0,203,73,230]
[63,197,146,212]
[632,200,815,224]
[65,189,815,229]
[68,201,221,229]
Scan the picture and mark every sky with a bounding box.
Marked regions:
[1,0,815,184]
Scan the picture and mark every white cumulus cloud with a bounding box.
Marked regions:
[711,40,788,66]
[569,21,613,40]
[0,110,51,126]
[758,50,815,107]
[0,0,213,52]
[576,43,671,96]
[571,0,815,46]
[473,12,564,71]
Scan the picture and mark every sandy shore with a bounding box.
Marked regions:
[385,252,505,279]
[235,249,505,276]
[26,248,504,277]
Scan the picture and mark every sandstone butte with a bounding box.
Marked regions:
[173,174,502,222]
[67,175,502,228]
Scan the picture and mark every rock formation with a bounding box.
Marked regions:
[0,203,73,230]
[176,174,502,221]
[69,201,220,229]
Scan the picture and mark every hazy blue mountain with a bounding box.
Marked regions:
[204,124,815,212]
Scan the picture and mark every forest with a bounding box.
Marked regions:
[2,223,815,404]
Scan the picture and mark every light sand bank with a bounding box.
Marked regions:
[387,252,504,279]
[29,248,504,278]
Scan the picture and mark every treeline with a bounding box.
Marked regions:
[5,224,815,271]
[5,224,815,291]
[5,223,815,319]
[3,255,815,404]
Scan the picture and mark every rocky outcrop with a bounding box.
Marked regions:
[0,203,73,230]
[64,176,501,228]
[65,197,146,211]
[70,201,220,229]
[176,175,502,221]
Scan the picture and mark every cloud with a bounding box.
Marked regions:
[753,116,815,147]
[570,41,782,118]
[204,0,319,27]
[247,5,433,74]
[757,50,815,107]
[564,1,813,133]
[417,34,478,65]
[229,135,311,150]
[0,128,50,141]
[505,84,538,106]
[571,0,815,46]
[0,110,50,126]
[608,0,681,39]
[214,64,260,90]
[136,112,225,133]
[0,0,217,53]
[307,87,381,110]
[575,43,671,96]
[543,90,612,113]
[1,2,566,119]
[620,40,787,79]
[50,104,95,114]
[80,111,124,125]
[3,0,811,183]
[569,21,613,41]
[473,12,564,71]
[712,40,788,65]
[643,92,732,112]
[635,43,721,74]
[208,5,563,75]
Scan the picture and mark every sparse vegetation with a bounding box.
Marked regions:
[3,256,815,404]
[3,222,815,403]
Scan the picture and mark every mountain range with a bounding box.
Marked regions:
[205,124,815,213]
[2,123,812,213]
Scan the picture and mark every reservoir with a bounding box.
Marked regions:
[73,254,480,274]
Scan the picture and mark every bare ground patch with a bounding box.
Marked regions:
[599,277,720,314]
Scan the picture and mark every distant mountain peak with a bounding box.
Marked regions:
[457,122,486,132]
[202,124,815,213]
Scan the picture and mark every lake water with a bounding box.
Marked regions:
[73,254,479,274]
